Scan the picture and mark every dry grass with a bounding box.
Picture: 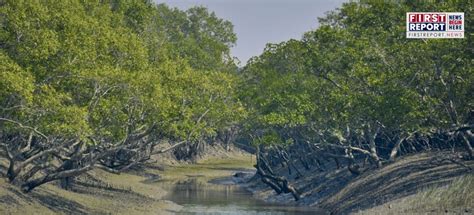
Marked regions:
[312,152,474,214]
[400,175,473,212]
[357,175,474,214]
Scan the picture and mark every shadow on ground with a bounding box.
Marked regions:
[315,152,473,213]
[5,186,91,215]
[248,151,473,214]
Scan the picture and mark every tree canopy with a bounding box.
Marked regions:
[241,0,472,170]
[0,0,472,192]
[0,0,243,191]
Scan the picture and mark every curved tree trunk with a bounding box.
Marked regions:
[460,131,473,159]
[255,148,301,201]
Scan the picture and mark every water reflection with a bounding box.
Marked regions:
[156,178,326,215]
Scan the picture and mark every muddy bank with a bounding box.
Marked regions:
[243,151,474,214]
[0,171,183,215]
[0,146,252,214]
[1,148,471,214]
[208,171,255,185]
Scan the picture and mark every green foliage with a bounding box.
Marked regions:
[0,52,34,106]
[241,1,473,146]
[0,0,243,145]
[1,0,471,169]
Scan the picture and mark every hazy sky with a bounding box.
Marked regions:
[154,0,347,65]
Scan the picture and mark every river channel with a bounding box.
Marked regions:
[155,177,326,215]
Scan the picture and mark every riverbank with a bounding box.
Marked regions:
[1,147,472,214]
[244,151,473,214]
[0,145,254,214]
[0,168,182,215]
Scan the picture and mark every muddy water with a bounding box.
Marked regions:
[155,178,326,215]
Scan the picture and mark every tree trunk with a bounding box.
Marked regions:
[255,148,301,201]
[22,163,95,192]
[460,131,473,159]
[7,159,17,182]
[389,134,411,162]
[365,126,382,168]
[60,160,75,190]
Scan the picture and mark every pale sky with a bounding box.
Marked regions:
[154,0,347,65]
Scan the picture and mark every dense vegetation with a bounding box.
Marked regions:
[0,0,243,191]
[240,1,473,199]
[0,0,472,198]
